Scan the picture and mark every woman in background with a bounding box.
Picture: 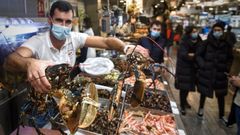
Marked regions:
[175,26,202,115]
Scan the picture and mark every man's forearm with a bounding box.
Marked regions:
[4,52,31,72]
[105,37,125,53]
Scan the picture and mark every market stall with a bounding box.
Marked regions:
[5,48,187,135]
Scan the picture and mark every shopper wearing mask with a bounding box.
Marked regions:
[196,22,233,121]
[175,26,202,115]
[3,0,149,93]
[138,20,165,64]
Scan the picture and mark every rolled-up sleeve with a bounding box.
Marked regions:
[71,32,88,49]
[21,35,42,57]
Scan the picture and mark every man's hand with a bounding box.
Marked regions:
[27,59,54,93]
[126,45,149,58]
[229,76,240,87]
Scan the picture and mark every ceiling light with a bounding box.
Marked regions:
[209,7,213,11]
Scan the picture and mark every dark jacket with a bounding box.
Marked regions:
[196,32,233,98]
[175,35,202,91]
[138,35,165,64]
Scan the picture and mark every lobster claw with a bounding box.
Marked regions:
[130,80,145,107]
[78,83,99,128]
[59,94,81,134]
[130,68,146,107]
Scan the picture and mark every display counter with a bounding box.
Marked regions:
[6,51,187,135]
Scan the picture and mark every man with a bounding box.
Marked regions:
[196,22,233,121]
[4,1,148,93]
[138,20,165,64]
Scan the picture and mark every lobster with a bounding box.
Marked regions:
[17,64,98,135]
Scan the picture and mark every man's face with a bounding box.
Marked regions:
[150,24,161,33]
[49,8,73,28]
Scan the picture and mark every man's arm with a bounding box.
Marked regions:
[85,36,125,52]
[4,47,53,92]
[85,36,149,57]
[4,47,33,72]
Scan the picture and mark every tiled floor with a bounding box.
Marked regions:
[166,47,238,135]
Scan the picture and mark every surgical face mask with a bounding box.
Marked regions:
[213,31,223,39]
[51,24,71,40]
[150,31,160,38]
[191,33,198,39]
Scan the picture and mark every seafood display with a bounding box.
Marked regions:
[14,50,182,135]
[98,89,111,99]
[141,90,172,113]
[124,89,172,113]
[85,109,121,135]
[119,110,177,135]
[125,76,165,90]
[18,64,99,135]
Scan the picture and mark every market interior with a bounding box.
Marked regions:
[0,0,240,135]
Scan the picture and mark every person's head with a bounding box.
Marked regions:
[149,20,162,38]
[129,16,137,24]
[83,17,92,29]
[156,16,163,23]
[185,26,198,40]
[212,22,225,39]
[48,1,74,40]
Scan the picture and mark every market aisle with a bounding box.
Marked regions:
[165,46,237,135]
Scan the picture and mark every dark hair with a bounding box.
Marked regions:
[212,21,225,30]
[83,17,92,29]
[149,20,162,28]
[50,1,74,17]
[184,26,197,35]
[227,25,232,32]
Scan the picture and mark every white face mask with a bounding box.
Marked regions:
[51,24,71,40]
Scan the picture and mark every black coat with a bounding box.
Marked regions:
[175,35,202,91]
[138,35,165,64]
[196,33,233,98]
